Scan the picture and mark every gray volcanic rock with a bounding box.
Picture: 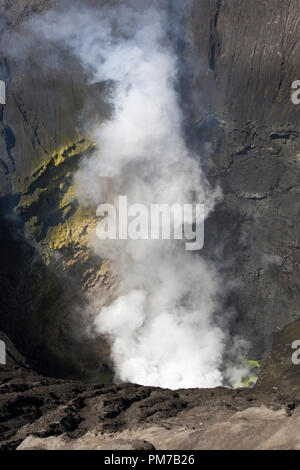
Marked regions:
[256,319,300,393]
[0,0,115,379]
[185,0,300,126]
[17,406,300,450]
[1,329,300,450]
[0,0,298,450]
[0,0,108,196]
[0,0,298,388]
[180,0,300,358]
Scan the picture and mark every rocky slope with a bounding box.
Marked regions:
[0,2,299,448]
[0,0,298,392]
[1,326,300,450]
[182,0,300,357]
[0,1,115,379]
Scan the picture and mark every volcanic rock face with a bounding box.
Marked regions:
[182,0,300,357]
[0,0,116,378]
[1,329,300,450]
[0,0,298,385]
[0,0,299,449]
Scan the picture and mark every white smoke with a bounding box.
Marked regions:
[24,2,247,389]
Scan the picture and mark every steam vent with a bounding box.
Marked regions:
[0,0,300,453]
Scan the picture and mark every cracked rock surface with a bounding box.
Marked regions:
[1,325,300,450]
[0,0,298,372]
[0,1,299,445]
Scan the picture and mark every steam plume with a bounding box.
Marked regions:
[21,2,247,388]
